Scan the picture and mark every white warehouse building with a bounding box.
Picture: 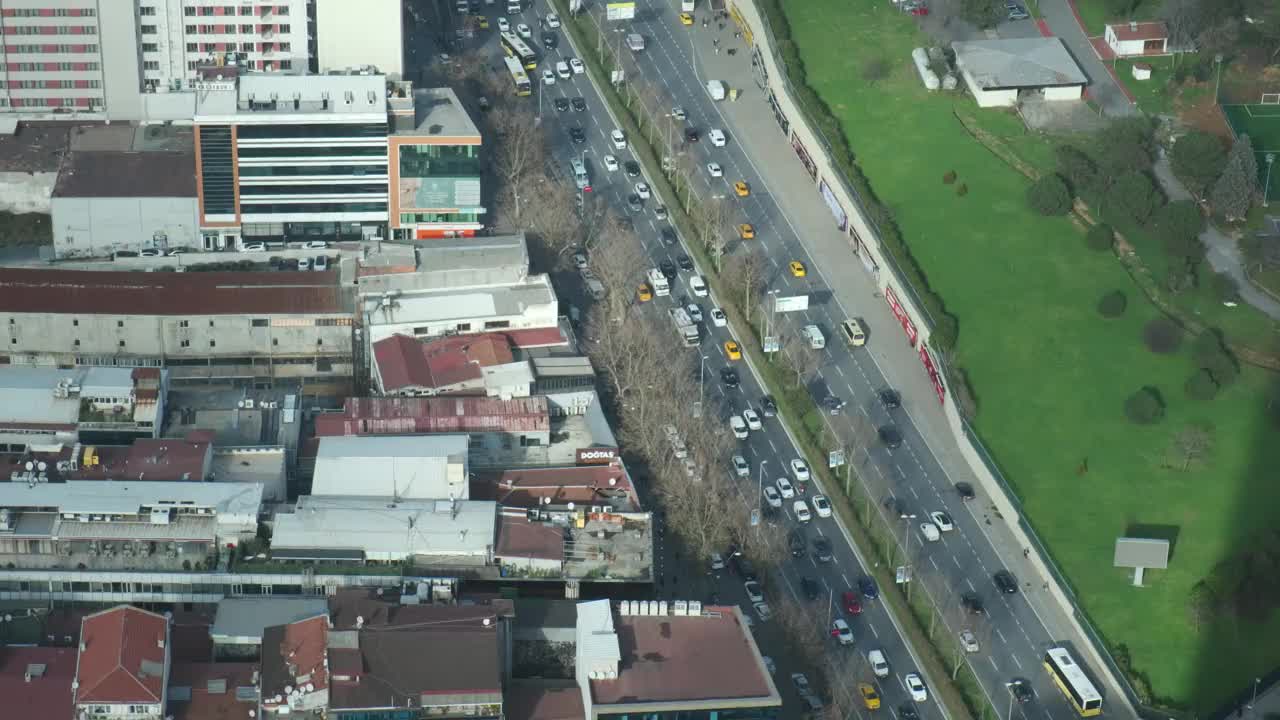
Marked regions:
[952,38,1087,108]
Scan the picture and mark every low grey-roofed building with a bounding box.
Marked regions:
[356,234,529,298]
[51,151,199,259]
[211,447,288,504]
[364,274,560,345]
[210,597,330,652]
[310,434,470,500]
[514,598,580,643]
[952,38,1087,108]
[532,356,596,393]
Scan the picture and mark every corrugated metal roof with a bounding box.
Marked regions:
[314,396,550,436]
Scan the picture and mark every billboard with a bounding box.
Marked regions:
[791,132,816,181]
[774,295,809,313]
[606,2,636,20]
[399,176,482,212]
[884,286,919,347]
[577,447,619,465]
[819,179,848,232]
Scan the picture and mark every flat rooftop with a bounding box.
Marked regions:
[196,72,388,121]
[271,497,497,559]
[54,151,197,198]
[0,479,264,517]
[953,37,1088,90]
[364,275,556,327]
[396,86,481,138]
[0,122,72,172]
[0,268,348,316]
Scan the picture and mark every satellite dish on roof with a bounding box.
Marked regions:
[24,462,33,472]
[37,461,47,472]
[567,502,575,511]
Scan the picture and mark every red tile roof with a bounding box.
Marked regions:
[504,680,585,720]
[0,268,346,316]
[496,512,566,561]
[76,605,169,705]
[488,466,639,510]
[168,662,258,720]
[590,607,774,706]
[121,437,211,481]
[315,396,549,437]
[372,332,515,393]
[260,615,328,711]
[0,646,77,720]
[1107,21,1167,41]
[328,625,502,711]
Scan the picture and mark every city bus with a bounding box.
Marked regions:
[1043,647,1102,717]
[499,31,538,70]
[503,55,532,96]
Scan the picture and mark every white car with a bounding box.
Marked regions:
[743,408,762,430]
[763,486,782,509]
[541,68,555,85]
[690,275,708,297]
[753,601,773,622]
[672,106,686,120]
[603,154,619,172]
[139,248,162,257]
[959,629,980,653]
[793,499,812,523]
[710,552,726,571]
[832,618,854,645]
[710,307,727,327]
[516,22,532,38]
[812,495,832,518]
[241,243,266,252]
[497,16,510,31]
[775,477,795,499]
[297,257,312,271]
[790,458,811,482]
[555,60,571,79]
[905,673,928,702]
[732,454,749,478]
[302,240,328,249]
[729,415,749,439]
[314,255,329,271]
[707,162,723,178]
[573,252,588,270]
[545,11,560,27]
[868,649,890,677]
[634,182,650,199]
[763,656,776,675]
[610,129,627,149]
[744,580,764,603]
[930,510,954,532]
[920,522,941,543]
[569,57,585,74]
[709,128,726,147]
[686,303,703,323]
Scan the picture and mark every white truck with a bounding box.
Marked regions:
[681,0,695,10]
[647,268,670,296]
[669,307,699,347]
[706,80,727,101]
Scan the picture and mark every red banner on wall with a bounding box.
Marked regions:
[919,343,946,405]
[883,286,918,347]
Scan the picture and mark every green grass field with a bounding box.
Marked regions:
[781,0,1280,711]
[1221,104,1280,202]
[1073,0,1163,37]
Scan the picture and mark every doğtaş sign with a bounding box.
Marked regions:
[576,447,619,465]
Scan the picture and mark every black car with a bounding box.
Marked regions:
[813,537,833,563]
[625,160,642,178]
[684,127,700,143]
[659,260,677,281]
[800,577,821,601]
[878,425,903,449]
[553,97,569,112]
[677,253,694,271]
[898,704,920,720]
[788,529,806,558]
[879,389,901,409]
[961,592,986,615]
[822,395,846,415]
[732,555,757,581]
[882,496,909,518]
[761,395,778,417]
[858,575,879,600]
[627,194,643,213]
[541,32,557,49]
[955,482,976,501]
[719,367,740,388]
[1009,679,1033,703]
[661,228,677,246]
[993,569,1019,594]
[569,127,586,144]
[571,96,586,112]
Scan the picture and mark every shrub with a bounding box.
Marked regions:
[1097,290,1128,317]
[1151,201,1205,242]
[956,183,968,197]
[1194,330,1240,386]
[1085,223,1114,252]
[1124,387,1166,425]
[1109,171,1163,224]
[1184,369,1220,400]
[1055,145,1097,195]
[1143,317,1183,353]
[861,58,890,84]
[1026,174,1073,216]
[1211,272,1240,303]
[943,170,957,184]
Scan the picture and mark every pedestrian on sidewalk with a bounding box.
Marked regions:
[714,46,719,55]
[1023,548,1030,559]
[1042,582,1050,592]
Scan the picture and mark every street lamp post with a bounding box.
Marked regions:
[699,354,709,414]
[756,460,768,529]
[1214,54,1224,102]
[1265,154,1276,208]
[764,289,779,360]
[1005,682,1016,720]
[1249,677,1261,711]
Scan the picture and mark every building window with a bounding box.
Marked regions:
[139,6,156,15]
[279,60,292,70]
[272,338,278,346]
[316,338,323,345]
[118,340,125,348]
[73,319,78,326]
[251,319,268,327]
[412,326,430,335]
[73,339,80,347]
[142,43,158,52]
[209,339,216,347]
[468,435,483,449]
[140,25,157,34]
[116,320,124,328]
[180,340,190,348]
[455,322,472,332]
[179,320,189,328]
[184,6,195,16]
[186,42,197,51]
[143,60,159,70]
[9,338,15,345]
[484,320,510,330]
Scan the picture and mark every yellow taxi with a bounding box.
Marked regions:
[859,683,881,711]
[739,223,755,239]
[478,16,490,28]
[789,260,807,278]
[724,340,742,361]
[679,12,694,25]
[734,181,750,197]
[637,283,652,302]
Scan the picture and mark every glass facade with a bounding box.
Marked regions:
[240,183,388,196]
[242,221,381,243]
[399,211,482,225]
[239,145,388,158]
[198,125,235,215]
[238,201,387,214]
[599,709,779,720]
[238,122,388,139]
[398,143,481,178]
[239,164,387,177]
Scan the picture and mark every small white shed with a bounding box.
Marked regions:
[1104,21,1168,58]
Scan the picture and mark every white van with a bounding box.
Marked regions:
[572,159,590,190]
[802,325,825,349]
[507,0,521,13]
[841,318,867,347]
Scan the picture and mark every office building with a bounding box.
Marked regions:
[388,84,483,239]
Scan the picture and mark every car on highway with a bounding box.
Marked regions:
[789,260,806,277]
[959,629,980,653]
[497,16,510,31]
[761,395,778,416]
[690,275,708,297]
[719,367,739,388]
[1007,3,1030,20]
[930,511,954,531]
[555,60,570,79]
[956,482,976,501]
[570,58,585,74]
[813,537,833,562]
[899,704,920,720]
[627,194,643,212]
[625,160,641,178]
[729,415,749,439]
[744,580,764,603]
[734,180,750,196]
[686,303,702,322]
[684,127,700,143]
[920,521,941,542]
[858,575,879,600]
[859,683,881,710]
[831,618,854,645]
[868,649,889,677]
[743,408,762,430]
[843,590,864,615]
[788,530,806,557]
[1009,678,1033,703]
[732,454,749,478]
[610,129,627,149]
[801,576,821,601]
[724,340,742,360]
[905,673,928,702]
[994,569,1019,594]
[542,31,557,49]
[678,11,694,25]
[812,495,832,517]
[637,283,652,302]
[878,425,904,449]
[738,223,755,239]
[841,317,867,346]
[707,162,723,178]
[569,127,586,144]
[884,496,909,517]
[879,388,901,409]
[776,477,795,499]
[655,205,668,220]
[553,97,569,112]
[710,307,727,327]
[790,458,811,482]
[516,22,532,38]
[569,96,586,112]
[545,11,560,27]
[709,128,726,146]
[822,396,846,415]
[672,106,686,119]
[961,592,986,615]
[793,499,812,523]
[603,154,619,172]
[634,181,650,199]
[762,485,782,509]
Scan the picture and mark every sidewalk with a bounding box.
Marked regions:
[1038,0,1137,117]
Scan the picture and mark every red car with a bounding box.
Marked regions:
[843,590,863,616]
[910,6,929,15]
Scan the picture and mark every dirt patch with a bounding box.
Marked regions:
[1177,86,1233,139]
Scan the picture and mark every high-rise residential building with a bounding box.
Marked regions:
[313,0,402,79]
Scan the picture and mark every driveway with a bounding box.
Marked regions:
[1036,0,1137,117]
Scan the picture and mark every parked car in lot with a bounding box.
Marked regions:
[314,255,329,271]
[744,580,764,603]
[753,601,772,622]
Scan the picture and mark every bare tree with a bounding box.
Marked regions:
[721,251,766,322]
[1169,423,1215,471]
[782,332,823,385]
[691,198,730,271]
[524,173,583,261]
[489,105,546,224]
[589,219,649,321]
[1160,0,1203,62]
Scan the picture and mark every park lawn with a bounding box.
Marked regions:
[1073,0,1164,37]
[784,0,1280,710]
[1113,55,1183,117]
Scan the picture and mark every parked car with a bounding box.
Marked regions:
[139,248,162,257]
[753,601,772,622]
[956,482,976,501]
[744,580,764,603]
[314,255,329,271]
[710,553,726,572]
